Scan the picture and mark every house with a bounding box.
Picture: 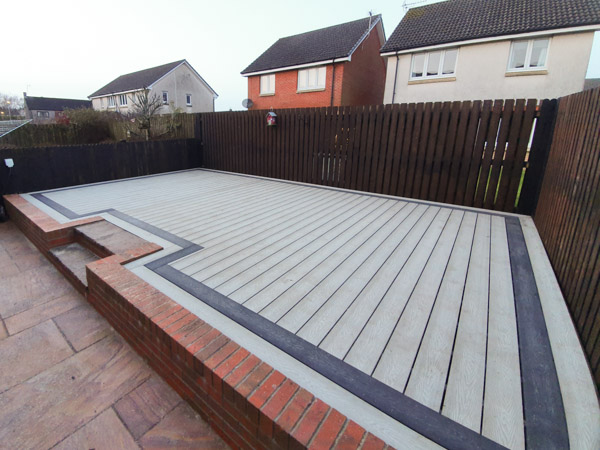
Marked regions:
[381,0,600,104]
[89,60,217,114]
[23,94,92,124]
[241,16,386,109]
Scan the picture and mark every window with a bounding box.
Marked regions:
[410,48,458,80]
[107,97,115,107]
[507,38,549,71]
[37,111,50,118]
[298,67,326,91]
[119,94,127,106]
[260,75,275,95]
[162,91,168,104]
[186,94,192,106]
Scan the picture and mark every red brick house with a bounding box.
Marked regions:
[241,16,386,110]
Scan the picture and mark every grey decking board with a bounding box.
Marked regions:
[29,169,584,449]
[225,200,410,305]
[177,188,343,252]
[258,202,426,323]
[319,206,440,359]
[189,195,372,281]
[343,208,454,375]
[482,216,524,449]
[442,214,491,433]
[371,209,464,391]
[151,179,322,233]
[404,212,477,410]
[202,197,387,290]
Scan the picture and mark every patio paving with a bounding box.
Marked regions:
[0,220,228,449]
[24,169,600,449]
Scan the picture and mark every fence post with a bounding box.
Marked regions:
[517,99,558,216]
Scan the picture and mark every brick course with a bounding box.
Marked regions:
[3,193,391,449]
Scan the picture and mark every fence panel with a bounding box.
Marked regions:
[200,99,543,213]
[533,87,600,386]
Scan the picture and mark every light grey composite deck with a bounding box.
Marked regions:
[33,169,600,450]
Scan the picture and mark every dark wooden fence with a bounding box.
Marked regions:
[533,87,600,385]
[200,99,546,213]
[0,139,201,194]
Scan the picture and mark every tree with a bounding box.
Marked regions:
[128,89,163,140]
[0,92,24,119]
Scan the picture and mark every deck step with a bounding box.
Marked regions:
[49,242,100,292]
[75,221,149,258]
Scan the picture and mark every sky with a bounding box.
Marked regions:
[2,0,599,111]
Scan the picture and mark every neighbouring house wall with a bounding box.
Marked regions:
[341,22,387,106]
[247,63,344,110]
[91,64,215,114]
[92,93,136,115]
[151,63,215,113]
[30,110,57,124]
[383,31,595,103]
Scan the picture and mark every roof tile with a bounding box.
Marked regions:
[89,60,185,98]
[381,0,600,53]
[242,15,381,74]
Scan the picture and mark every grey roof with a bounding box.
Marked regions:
[381,0,600,53]
[584,78,600,90]
[24,96,92,111]
[242,15,382,74]
[89,60,185,97]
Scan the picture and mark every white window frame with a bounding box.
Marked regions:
[162,91,169,105]
[260,74,275,95]
[107,96,115,107]
[297,67,326,92]
[118,94,127,106]
[410,48,458,81]
[186,93,192,106]
[506,38,550,73]
[37,111,50,118]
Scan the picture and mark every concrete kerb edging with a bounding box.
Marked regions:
[2,193,389,450]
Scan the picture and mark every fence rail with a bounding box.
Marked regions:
[533,87,600,385]
[201,99,543,213]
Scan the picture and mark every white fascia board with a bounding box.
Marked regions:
[380,24,600,57]
[89,88,144,99]
[242,57,350,77]
[348,16,383,58]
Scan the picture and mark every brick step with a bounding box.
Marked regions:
[74,221,150,259]
[49,243,100,294]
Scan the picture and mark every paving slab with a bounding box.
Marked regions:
[0,220,229,449]
[54,408,138,450]
[0,320,73,393]
[115,375,183,439]
[0,265,77,317]
[0,334,151,448]
[54,303,112,351]
[4,292,81,335]
[139,403,229,449]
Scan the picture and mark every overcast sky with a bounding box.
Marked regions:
[2,0,599,111]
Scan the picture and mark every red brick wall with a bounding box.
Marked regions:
[247,64,344,110]
[341,24,387,106]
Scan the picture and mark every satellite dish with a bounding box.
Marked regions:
[242,98,253,109]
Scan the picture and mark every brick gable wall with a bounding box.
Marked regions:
[341,26,387,106]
